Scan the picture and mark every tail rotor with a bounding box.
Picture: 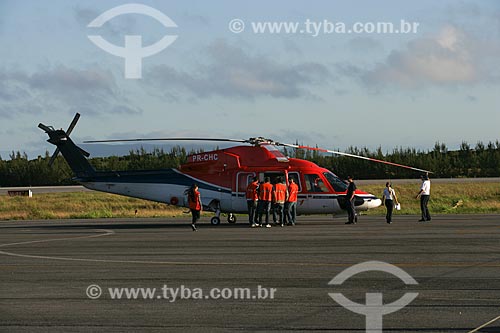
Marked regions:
[38,113,90,167]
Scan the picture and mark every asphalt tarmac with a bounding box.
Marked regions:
[1,214,500,332]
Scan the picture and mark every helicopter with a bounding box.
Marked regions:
[38,113,431,225]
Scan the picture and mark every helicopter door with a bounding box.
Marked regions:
[303,173,334,213]
[233,172,256,212]
[286,172,307,213]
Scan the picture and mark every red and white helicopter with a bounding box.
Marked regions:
[39,114,431,225]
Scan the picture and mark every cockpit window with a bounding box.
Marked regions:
[323,172,348,192]
[305,174,329,192]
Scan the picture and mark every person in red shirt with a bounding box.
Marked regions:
[285,178,299,226]
[246,177,259,226]
[272,177,287,227]
[257,177,273,228]
[187,184,202,231]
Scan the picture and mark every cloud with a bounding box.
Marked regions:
[30,66,115,94]
[0,65,142,118]
[73,6,137,37]
[341,25,500,89]
[346,37,383,53]
[0,71,31,102]
[0,2,6,34]
[282,39,304,56]
[145,39,332,100]
[466,95,478,102]
[181,12,210,26]
[365,26,476,86]
[74,6,100,27]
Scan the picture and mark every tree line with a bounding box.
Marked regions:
[1,141,500,187]
[283,141,500,179]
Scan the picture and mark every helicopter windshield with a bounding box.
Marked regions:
[323,172,348,192]
[304,174,329,192]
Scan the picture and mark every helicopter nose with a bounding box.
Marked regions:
[357,196,382,210]
[370,198,382,208]
[367,197,382,209]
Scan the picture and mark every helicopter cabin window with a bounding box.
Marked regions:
[304,174,329,192]
[237,172,256,193]
[246,175,255,186]
[323,172,348,192]
[287,172,302,192]
[260,172,286,185]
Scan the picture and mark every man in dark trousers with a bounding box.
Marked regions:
[345,175,357,224]
[257,177,273,228]
[285,178,299,226]
[187,183,202,231]
[272,177,287,227]
[416,174,431,222]
[246,177,259,227]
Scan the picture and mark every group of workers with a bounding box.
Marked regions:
[184,176,299,231]
[245,176,299,228]
[186,174,432,231]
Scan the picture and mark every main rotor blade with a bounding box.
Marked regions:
[38,123,52,132]
[66,113,80,136]
[83,137,248,144]
[278,142,432,174]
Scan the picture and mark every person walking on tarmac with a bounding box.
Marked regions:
[256,177,273,228]
[381,182,399,224]
[187,183,202,231]
[272,177,287,227]
[345,176,357,224]
[416,174,431,222]
[285,178,299,226]
[246,177,259,226]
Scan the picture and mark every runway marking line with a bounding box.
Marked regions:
[2,228,500,268]
[0,229,115,248]
[468,313,500,333]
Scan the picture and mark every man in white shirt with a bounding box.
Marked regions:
[416,174,431,222]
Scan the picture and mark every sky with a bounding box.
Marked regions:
[1,0,499,159]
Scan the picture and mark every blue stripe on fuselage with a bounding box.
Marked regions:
[74,168,231,194]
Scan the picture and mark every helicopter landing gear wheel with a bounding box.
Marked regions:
[208,200,222,226]
[210,216,221,225]
[227,213,237,223]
